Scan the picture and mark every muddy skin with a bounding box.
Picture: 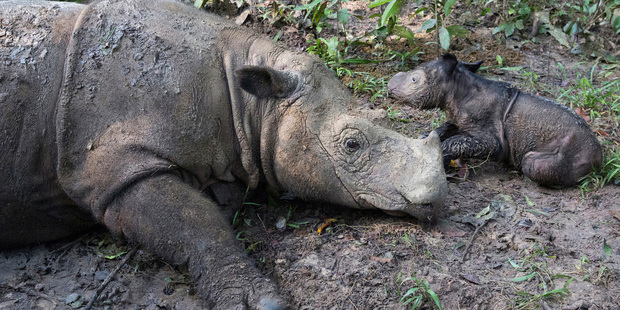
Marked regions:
[0,1,447,309]
[387,53,602,188]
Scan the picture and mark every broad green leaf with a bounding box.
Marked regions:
[369,0,391,8]
[549,27,571,48]
[508,257,521,269]
[515,19,524,30]
[505,22,515,37]
[312,2,327,27]
[446,24,469,37]
[509,272,536,282]
[492,23,506,35]
[401,287,420,300]
[518,5,531,16]
[525,195,535,207]
[294,0,322,10]
[105,250,127,260]
[439,26,450,50]
[380,0,401,27]
[525,208,550,216]
[337,8,349,24]
[419,19,437,32]
[444,0,457,17]
[194,0,207,8]
[428,289,444,310]
[604,239,612,256]
[392,24,415,44]
[476,205,491,218]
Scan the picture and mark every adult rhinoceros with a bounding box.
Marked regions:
[0,0,447,308]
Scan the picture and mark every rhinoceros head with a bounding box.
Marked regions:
[387,54,483,109]
[236,62,447,219]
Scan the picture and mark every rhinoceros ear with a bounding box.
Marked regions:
[440,53,458,75]
[236,66,299,98]
[460,60,484,73]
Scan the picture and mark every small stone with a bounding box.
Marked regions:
[65,293,80,305]
[275,216,286,230]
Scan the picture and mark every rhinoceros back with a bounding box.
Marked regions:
[0,1,96,246]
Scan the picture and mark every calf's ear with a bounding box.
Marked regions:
[460,60,484,73]
[440,53,459,75]
[236,66,299,98]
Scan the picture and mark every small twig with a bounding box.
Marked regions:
[84,247,138,310]
[460,220,490,263]
[50,236,86,263]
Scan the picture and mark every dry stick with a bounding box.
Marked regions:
[460,219,490,263]
[84,247,139,310]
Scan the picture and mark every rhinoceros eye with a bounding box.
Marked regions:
[344,138,361,152]
[411,76,417,83]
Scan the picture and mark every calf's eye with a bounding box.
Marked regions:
[345,138,361,152]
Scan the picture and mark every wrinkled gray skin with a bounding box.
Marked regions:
[388,54,602,188]
[0,1,447,309]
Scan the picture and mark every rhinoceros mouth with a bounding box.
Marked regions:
[357,193,439,220]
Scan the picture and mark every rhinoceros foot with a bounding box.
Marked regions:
[192,254,287,310]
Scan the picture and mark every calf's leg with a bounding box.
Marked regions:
[521,135,597,187]
[441,134,501,166]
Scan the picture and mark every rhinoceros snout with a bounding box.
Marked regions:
[387,72,407,97]
[395,131,447,219]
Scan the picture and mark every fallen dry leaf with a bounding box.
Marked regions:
[317,218,337,235]
[370,256,392,263]
[597,130,610,137]
[611,210,620,221]
[574,107,591,123]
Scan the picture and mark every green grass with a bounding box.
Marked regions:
[396,272,443,310]
[580,147,620,191]
[347,73,388,102]
[507,245,573,309]
[557,65,620,120]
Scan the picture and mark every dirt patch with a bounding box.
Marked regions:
[2,0,619,309]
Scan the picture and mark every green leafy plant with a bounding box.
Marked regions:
[580,148,620,190]
[385,48,423,68]
[306,36,376,70]
[563,0,620,38]
[415,0,469,52]
[368,0,416,43]
[493,0,531,38]
[256,1,297,25]
[385,105,410,121]
[347,73,389,102]
[294,0,349,34]
[397,273,443,310]
[557,64,620,120]
[507,245,573,309]
[430,109,447,130]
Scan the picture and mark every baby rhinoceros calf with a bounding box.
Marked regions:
[388,54,603,187]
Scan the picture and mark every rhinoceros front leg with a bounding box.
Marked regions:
[441,134,501,166]
[101,174,286,310]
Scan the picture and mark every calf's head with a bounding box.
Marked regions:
[387,54,483,108]
[237,62,447,220]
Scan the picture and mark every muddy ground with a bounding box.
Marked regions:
[1,0,619,309]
